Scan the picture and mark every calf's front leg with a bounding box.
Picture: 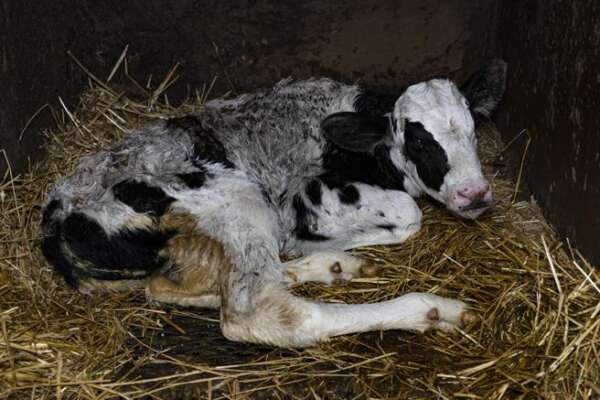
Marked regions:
[282,250,379,285]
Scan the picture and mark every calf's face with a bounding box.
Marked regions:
[322,60,506,219]
[392,79,492,219]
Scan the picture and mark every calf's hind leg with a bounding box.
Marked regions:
[147,275,220,308]
[222,270,478,347]
[145,212,226,308]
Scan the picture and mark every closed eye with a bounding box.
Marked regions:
[405,122,433,150]
[403,120,450,191]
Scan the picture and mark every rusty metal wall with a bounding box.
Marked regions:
[496,1,600,265]
[0,0,495,176]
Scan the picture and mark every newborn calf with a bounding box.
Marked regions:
[41,60,506,347]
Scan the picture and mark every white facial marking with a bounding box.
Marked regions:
[390,79,492,218]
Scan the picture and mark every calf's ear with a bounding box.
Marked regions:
[460,59,507,119]
[321,112,389,153]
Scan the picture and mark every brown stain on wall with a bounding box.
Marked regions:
[496,1,600,264]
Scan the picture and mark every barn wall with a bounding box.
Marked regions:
[496,1,600,264]
[1,0,495,176]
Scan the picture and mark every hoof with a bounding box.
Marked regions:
[460,310,478,326]
[359,262,380,277]
[330,262,342,274]
[426,307,440,321]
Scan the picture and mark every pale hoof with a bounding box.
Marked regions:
[460,310,478,326]
[283,251,381,285]
[359,262,380,277]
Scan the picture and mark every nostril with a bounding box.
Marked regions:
[472,188,488,201]
[457,188,471,198]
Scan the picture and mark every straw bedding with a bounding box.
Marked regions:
[1,63,599,399]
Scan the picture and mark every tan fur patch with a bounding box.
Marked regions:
[79,278,143,294]
[274,298,302,328]
[143,212,232,306]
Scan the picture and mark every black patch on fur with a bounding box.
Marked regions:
[177,169,207,189]
[376,223,396,232]
[113,180,175,216]
[353,91,398,117]
[167,115,235,168]
[40,200,79,288]
[277,190,288,206]
[305,179,322,206]
[292,194,329,241]
[42,199,61,226]
[319,144,405,191]
[62,213,174,279]
[321,112,388,153]
[338,185,360,204]
[404,121,449,191]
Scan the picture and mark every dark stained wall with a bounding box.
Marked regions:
[496,1,600,264]
[1,0,495,176]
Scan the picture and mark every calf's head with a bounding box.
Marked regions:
[322,60,507,219]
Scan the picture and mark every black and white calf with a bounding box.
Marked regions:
[41,60,506,347]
